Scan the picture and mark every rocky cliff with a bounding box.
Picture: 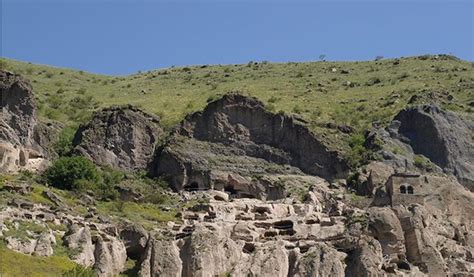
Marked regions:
[0,70,59,173]
[150,94,349,199]
[365,104,474,191]
[72,105,164,171]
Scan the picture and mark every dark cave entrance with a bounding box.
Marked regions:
[184,181,199,192]
[224,184,237,195]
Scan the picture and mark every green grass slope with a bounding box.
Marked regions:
[0,241,76,277]
[1,55,473,153]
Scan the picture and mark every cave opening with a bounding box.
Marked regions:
[184,181,199,192]
[273,220,294,230]
[224,184,237,195]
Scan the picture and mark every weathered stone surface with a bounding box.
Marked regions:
[151,94,347,200]
[73,105,163,171]
[64,224,95,267]
[5,237,37,255]
[93,235,127,277]
[0,70,58,173]
[289,243,346,277]
[234,241,289,277]
[180,223,241,277]
[34,230,56,257]
[120,223,149,260]
[368,207,406,262]
[138,238,182,277]
[344,236,385,277]
[367,104,474,191]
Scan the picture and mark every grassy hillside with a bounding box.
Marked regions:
[1,55,473,152]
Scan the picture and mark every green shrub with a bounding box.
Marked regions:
[53,126,77,157]
[413,155,434,171]
[292,105,302,114]
[268,96,279,103]
[44,156,100,190]
[96,167,123,200]
[347,134,373,168]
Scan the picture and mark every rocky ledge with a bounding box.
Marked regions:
[150,94,349,198]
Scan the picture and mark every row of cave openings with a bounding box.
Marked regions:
[399,185,414,194]
[183,182,257,199]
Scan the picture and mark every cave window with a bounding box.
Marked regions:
[407,186,414,194]
[184,181,199,192]
[399,185,407,194]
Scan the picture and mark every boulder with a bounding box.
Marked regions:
[234,241,289,277]
[93,235,127,277]
[179,223,242,277]
[368,207,406,262]
[5,237,37,255]
[289,243,346,277]
[344,236,385,277]
[138,238,182,277]
[33,230,56,257]
[63,224,95,267]
[73,105,163,171]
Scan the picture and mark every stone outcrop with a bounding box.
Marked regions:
[138,238,182,277]
[1,176,473,276]
[289,242,346,276]
[64,224,96,267]
[366,104,474,191]
[120,223,149,260]
[0,70,59,173]
[93,235,127,277]
[151,94,348,198]
[73,105,163,171]
[395,105,474,190]
[343,236,385,277]
[368,207,406,263]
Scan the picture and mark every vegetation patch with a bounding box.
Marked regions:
[0,241,77,277]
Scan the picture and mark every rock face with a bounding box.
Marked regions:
[138,238,182,277]
[395,105,474,190]
[72,105,163,171]
[289,243,346,276]
[1,176,473,277]
[93,235,127,277]
[366,104,474,191]
[368,207,406,263]
[0,70,58,173]
[64,224,96,267]
[151,94,348,198]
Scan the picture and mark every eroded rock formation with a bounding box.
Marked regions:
[150,94,349,199]
[365,104,474,191]
[0,70,59,173]
[1,169,473,276]
[72,105,163,171]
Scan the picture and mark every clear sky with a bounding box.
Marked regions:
[1,0,473,75]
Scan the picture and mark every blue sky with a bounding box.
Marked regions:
[1,0,473,75]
